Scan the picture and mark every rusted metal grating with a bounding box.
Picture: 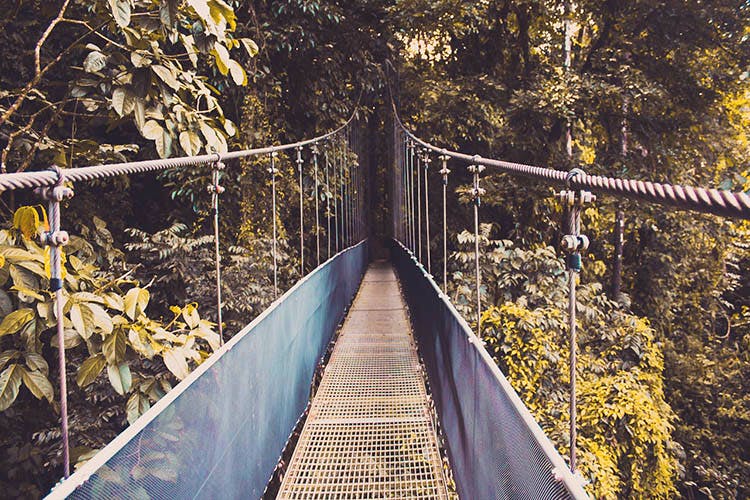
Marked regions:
[277,262,450,499]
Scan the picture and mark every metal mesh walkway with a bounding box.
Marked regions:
[277,262,450,499]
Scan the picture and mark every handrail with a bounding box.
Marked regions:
[0,103,359,193]
[392,101,750,220]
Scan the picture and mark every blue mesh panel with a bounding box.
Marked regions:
[49,242,368,499]
[391,240,588,500]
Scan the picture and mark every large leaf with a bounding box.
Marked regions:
[108,0,131,27]
[0,247,41,263]
[22,368,53,403]
[179,131,202,156]
[0,308,34,337]
[187,0,211,24]
[112,87,130,117]
[152,65,181,91]
[228,60,247,86]
[163,348,189,380]
[24,352,48,375]
[212,44,230,76]
[103,330,126,365]
[0,351,20,371]
[0,364,23,411]
[208,0,236,30]
[141,120,163,141]
[69,303,87,338]
[85,303,113,334]
[126,391,151,424]
[76,354,106,387]
[124,287,150,320]
[83,51,107,73]
[240,38,258,57]
[107,363,132,395]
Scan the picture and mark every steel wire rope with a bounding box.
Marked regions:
[391,100,750,220]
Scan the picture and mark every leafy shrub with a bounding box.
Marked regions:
[0,207,218,494]
[450,225,678,498]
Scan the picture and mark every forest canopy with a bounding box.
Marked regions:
[1,0,748,498]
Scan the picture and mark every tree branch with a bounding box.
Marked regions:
[35,0,72,75]
[0,20,107,128]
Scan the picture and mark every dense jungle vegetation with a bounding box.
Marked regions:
[0,0,748,498]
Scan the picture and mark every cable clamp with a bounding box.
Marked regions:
[35,166,74,203]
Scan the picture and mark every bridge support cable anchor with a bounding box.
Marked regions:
[35,165,74,478]
[269,152,279,297]
[468,158,485,334]
[207,156,226,345]
[296,146,305,276]
[558,168,596,474]
[422,151,432,274]
[439,154,451,294]
[312,143,320,267]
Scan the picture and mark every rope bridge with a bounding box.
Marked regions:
[0,96,745,499]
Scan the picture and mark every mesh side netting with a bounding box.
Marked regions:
[391,240,589,500]
[49,242,368,500]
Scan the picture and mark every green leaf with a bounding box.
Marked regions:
[103,330,126,365]
[51,329,82,350]
[21,368,54,403]
[212,44,230,76]
[187,0,211,23]
[24,352,48,375]
[76,354,106,387]
[85,303,113,334]
[228,60,247,86]
[83,51,107,73]
[126,392,151,424]
[0,351,20,371]
[112,87,127,117]
[240,38,259,57]
[208,0,236,30]
[0,364,23,411]
[179,131,201,156]
[69,303,87,338]
[0,308,34,337]
[108,0,131,27]
[163,348,189,380]
[141,120,163,141]
[107,363,132,395]
[152,65,181,91]
[137,288,150,314]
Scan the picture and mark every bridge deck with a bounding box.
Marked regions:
[277,262,450,499]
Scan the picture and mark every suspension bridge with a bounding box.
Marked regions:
[0,98,747,500]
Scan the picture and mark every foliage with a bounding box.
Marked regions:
[450,225,677,498]
[0,0,256,173]
[0,207,218,493]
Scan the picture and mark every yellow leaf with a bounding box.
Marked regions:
[212,44,230,76]
[12,206,48,240]
[163,348,189,380]
[0,308,34,337]
[76,354,106,387]
[21,367,54,403]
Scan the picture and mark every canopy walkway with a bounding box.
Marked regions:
[278,262,448,499]
[0,98,746,500]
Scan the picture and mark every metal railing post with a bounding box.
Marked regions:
[439,155,451,294]
[35,166,74,478]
